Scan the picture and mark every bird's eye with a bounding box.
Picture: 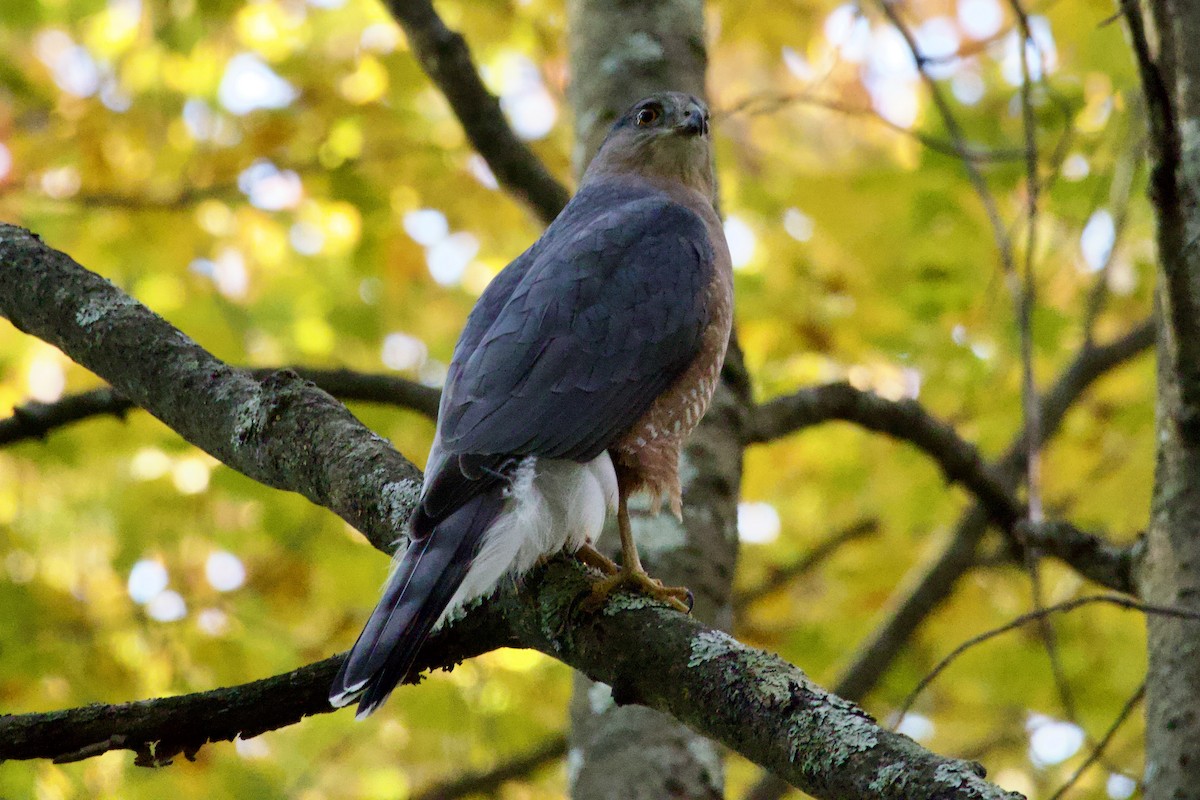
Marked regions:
[635,105,661,127]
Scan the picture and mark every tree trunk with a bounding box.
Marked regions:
[564,2,746,798]
[1135,0,1200,796]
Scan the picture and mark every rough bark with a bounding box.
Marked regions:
[0,226,1026,797]
[1135,0,1200,792]
[0,369,438,446]
[0,556,1022,799]
[746,320,1154,800]
[563,2,743,798]
[566,0,708,169]
[0,226,421,555]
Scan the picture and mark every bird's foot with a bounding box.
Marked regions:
[574,543,621,576]
[584,568,693,614]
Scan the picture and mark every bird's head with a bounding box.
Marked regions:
[584,92,715,201]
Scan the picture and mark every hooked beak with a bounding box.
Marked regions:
[675,106,708,137]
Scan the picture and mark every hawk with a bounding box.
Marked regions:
[331,92,733,717]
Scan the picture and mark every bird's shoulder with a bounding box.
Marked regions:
[453,179,712,355]
[547,179,712,253]
[433,178,717,462]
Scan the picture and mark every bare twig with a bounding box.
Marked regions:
[1009,0,1044,525]
[412,735,568,800]
[1047,683,1145,800]
[872,0,1016,274]
[0,368,440,447]
[383,0,570,224]
[1082,143,1139,343]
[723,91,1025,163]
[735,518,879,609]
[1007,2,1077,723]
[830,317,1152,706]
[895,596,1200,725]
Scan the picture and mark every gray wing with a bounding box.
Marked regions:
[438,189,714,463]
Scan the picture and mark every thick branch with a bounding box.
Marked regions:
[1020,521,1143,596]
[0,225,421,553]
[383,0,570,224]
[833,321,1153,700]
[746,382,1021,528]
[0,225,1024,798]
[0,560,1023,799]
[0,368,440,447]
[744,316,1153,597]
[0,591,514,765]
[0,658,346,766]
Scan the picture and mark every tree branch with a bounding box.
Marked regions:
[872,0,1016,275]
[0,224,422,554]
[0,224,1026,797]
[735,518,879,611]
[745,382,1021,528]
[1020,520,1143,597]
[0,559,1023,799]
[0,368,440,447]
[1047,682,1144,800]
[831,320,1153,698]
[411,735,567,800]
[0,591,515,766]
[743,315,1154,597]
[383,0,570,225]
[0,658,346,766]
[723,91,1026,163]
[1,386,133,445]
[743,320,1154,800]
[896,595,1200,723]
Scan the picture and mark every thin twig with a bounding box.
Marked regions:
[1004,0,1084,746]
[1046,683,1145,800]
[872,0,1016,275]
[1082,141,1140,343]
[735,519,879,608]
[0,368,441,447]
[722,91,1025,163]
[412,735,568,800]
[1009,0,1044,525]
[894,595,1200,725]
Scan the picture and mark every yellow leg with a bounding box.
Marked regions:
[575,542,620,575]
[585,486,693,614]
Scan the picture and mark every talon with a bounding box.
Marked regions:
[584,567,693,614]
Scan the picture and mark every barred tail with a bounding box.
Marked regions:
[329,490,503,718]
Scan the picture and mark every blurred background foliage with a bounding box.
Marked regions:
[0,0,1153,797]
